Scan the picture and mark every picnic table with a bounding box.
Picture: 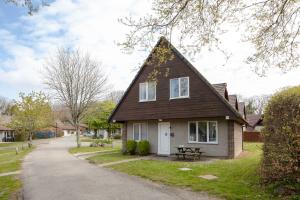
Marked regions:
[175,146,204,160]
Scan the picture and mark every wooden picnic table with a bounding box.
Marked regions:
[175,146,204,160]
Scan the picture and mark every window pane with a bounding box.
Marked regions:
[180,77,189,97]
[209,122,217,142]
[148,82,156,100]
[133,124,140,140]
[139,83,147,101]
[141,123,147,140]
[189,122,196,141]
[170,79,179,98]
[198,122,207,142]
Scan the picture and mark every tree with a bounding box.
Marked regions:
[9,92,53,146]
[0,96,12,115]
[5,0,49,15]
[84,100,120,138]
[243,95,270,114]
[44,48,107,147]
[105,90,124,104]
[120,0,300,75]
[261,86,300,196]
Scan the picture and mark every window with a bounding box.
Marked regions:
[188,121,218,143]
[170,77,189,99]
[133,123,148,141]
[139,82,156,101]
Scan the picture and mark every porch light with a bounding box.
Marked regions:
[225,116,230,120]
[158,119,163,122]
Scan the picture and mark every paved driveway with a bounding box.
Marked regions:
[22,136,217,200]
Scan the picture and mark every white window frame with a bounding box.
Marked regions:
[132,123,148,141]
[169,77,189,99]
[188,121,218,144]
[139,82,156,102]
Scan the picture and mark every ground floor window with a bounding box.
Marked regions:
[188,121,218,143]
[133,123,147,141]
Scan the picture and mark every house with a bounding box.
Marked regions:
[243,114,263,142]
[51,122,88,137]
[0,125,15,142]
[109,37,247,158]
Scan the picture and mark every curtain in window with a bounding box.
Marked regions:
[133,124,140,140]
[180,77,188,97]
[189,122,196,141]
[170,79,179,98]
[208,122,217,142]
[141,123,147,140]
[198,122,207,142]
[148,82,156,100]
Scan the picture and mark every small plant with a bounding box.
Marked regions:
[113,134,121,139]
[137,140,150,156]
[126,140,137,155]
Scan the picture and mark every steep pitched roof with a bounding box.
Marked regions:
[0,125,14,131]
[245,114,263,131]
[228,95,238,110]
[212,83,228,100]
[238,102,246,119]
[109,37,246,124]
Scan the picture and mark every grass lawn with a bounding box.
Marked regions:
[87,152,138,164]
[0,142,25,148]
[68,146,119,154]
[0,143,33,200]
[109,143,276,200]
[80,136,96,143]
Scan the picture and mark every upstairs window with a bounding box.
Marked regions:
[139,82,156,102]
[170,77,189,99]
[188,121,218,143]
[133,123,148,141]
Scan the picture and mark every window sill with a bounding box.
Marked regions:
[169,96,189,100]
[139,99,156,102]
[188,142,218,145]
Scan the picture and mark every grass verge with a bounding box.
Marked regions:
[68,146,120,154]
[87,152,138,164]
[108,143,276,200]
[0,143,33,200]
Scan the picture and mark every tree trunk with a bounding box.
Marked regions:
[28,132,33,148]
[76,124,81,148]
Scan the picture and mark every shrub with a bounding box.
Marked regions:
[113,134,121,139]
[137,140,150,156]
[126,140,137,155]
[261,86,300,195]
[56,131,64,137]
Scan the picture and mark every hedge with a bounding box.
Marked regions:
[261,86,300,195]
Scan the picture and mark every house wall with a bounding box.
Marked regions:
[127,118,230,157]
[233,122,243,157]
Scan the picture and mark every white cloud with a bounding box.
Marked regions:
[0,0,299,100]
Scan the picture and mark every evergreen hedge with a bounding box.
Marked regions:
[261,86,300,195]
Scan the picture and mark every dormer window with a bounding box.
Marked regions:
[139,82,156,102]
[170,77,189,99]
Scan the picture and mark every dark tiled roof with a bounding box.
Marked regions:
[0,125,14,131]
[238,102,246,118]
[212,83,227,99]
[228,95,238,110]
[246,114,263,131]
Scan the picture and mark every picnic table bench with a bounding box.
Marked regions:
[175,146,204,160]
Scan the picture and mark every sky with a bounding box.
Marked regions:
[0,0,299,100]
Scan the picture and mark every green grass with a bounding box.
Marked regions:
[87,152,138,164]
[0,143,33,200]
[68,146,119,154]
[109,143,276,200]
[80,137,96,143]
[0,142,25,148]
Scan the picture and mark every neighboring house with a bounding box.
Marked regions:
[243,114,263,142]
[51,122,87,137]
[109,37,247,158]
[0,125,15,142]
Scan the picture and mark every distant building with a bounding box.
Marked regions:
[243,114,264,142]
[0,125,15,142]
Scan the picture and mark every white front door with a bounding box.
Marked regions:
[158,122,170,155]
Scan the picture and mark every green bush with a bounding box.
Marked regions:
[113,134,121,139]
[261,86,300,196]
[137,140,150,156]
[126,140,137,155]
[56,131,64,137]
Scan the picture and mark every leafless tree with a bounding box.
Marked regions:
[105,90,124,104]
[241,95,270,115]
[44,48,107,147]
[5,0,49,15]
[120,0,300,75]
[0,96,12,115]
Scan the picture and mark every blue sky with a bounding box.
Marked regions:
[0,0,299,100]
